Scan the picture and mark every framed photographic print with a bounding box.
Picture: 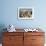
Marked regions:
[18,7,34,19]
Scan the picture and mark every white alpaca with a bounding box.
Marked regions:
[7,24,16,32]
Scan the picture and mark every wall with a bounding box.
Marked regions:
[0,0,46,29]
[0,0,46,44]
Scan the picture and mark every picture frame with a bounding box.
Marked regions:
[18,7,34,19]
